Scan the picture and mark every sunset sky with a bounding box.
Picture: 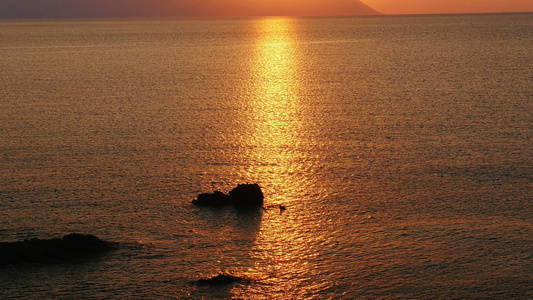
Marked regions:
[0,0,379,18]
[361,0,533,15]
[1,0,533,18]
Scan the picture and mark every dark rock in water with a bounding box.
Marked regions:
[61,233,115,253]
[0,233,116,266]
[192,184,264,208]
[196,273,244,286]
[193,191,231,206]
[229,184,264,208]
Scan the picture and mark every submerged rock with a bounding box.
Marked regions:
[193,184,264,208]
[196,273,244,286]
[0,233,116,266]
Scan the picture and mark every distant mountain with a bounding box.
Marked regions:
[0,0,381,19]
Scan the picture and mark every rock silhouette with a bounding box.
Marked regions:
[195,190,231,207]
[193,184,264,208]
[0,233,116,266]
[196,273,245,286]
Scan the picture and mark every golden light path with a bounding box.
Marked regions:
[233,18,330,296]
[239,17,311,201]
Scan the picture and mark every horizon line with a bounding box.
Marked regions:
[1,11,532,21]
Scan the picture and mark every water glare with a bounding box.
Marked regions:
[239,18,314,198]
[225,18,330,298]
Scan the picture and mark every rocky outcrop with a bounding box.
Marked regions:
[194,191,231,207]
[228,183,264,208]
[193,184,264,208]
[195,273,245,286]
[0,233,116,266]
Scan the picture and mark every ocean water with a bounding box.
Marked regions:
[0,13,532,299]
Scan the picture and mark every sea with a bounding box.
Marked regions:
[0,13,532,299]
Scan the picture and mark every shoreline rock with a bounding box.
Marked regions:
[0,233,116,266]
[192,184,264,208]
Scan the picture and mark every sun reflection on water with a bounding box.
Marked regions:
[232,18,332,297]
[238,18,315,202]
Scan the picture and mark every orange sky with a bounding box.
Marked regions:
[1,0,533,18]
[361,0,533,15]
